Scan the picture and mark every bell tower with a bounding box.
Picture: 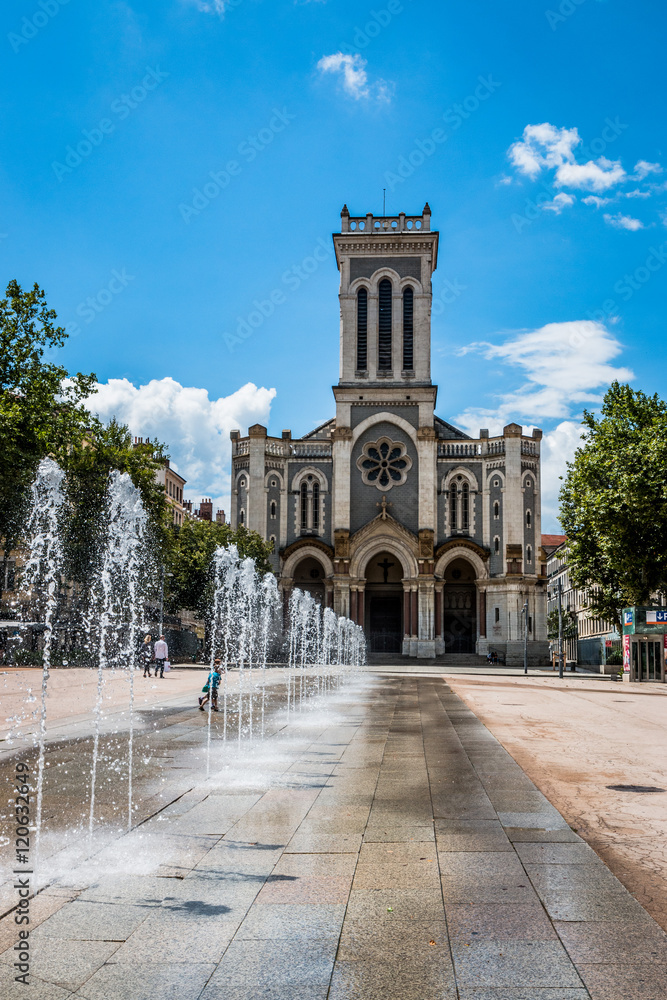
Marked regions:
[333,203,438,387]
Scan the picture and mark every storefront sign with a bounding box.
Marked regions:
[646,610,667,625]
[623,610,634,626]
[623,634,630,673]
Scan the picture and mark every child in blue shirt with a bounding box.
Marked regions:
[199,660,222,712]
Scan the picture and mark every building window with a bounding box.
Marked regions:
[357,437,412,492]
[526,509,532,528]
[239,508,245,526]
[449,485,457,532]
[300,482,308,530]
[461,481,470,533]
[525,477,533,490]
[378,278,392,370]
[357,288,368,371]
[312,482,320,530]
[526,545,532,564]
[239,478,246,490]
[269,534,276,549]
[270,500,277,519]
[494,479,500,487]
[271,479,277,487]
[495,606,500,623]
[402,287,414,370]
[493,500,500,519]
[494,536,500,555]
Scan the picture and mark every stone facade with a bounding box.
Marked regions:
[230,205,549,662]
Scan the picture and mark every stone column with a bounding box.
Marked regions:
[357,584,365,629]
[332,427,352,534]
[248,424,268,538]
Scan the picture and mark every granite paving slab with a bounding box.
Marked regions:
[5,674,667,999]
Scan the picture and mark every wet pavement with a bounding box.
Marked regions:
[1,674,666,999]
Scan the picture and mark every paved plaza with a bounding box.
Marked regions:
[2,672,667,999]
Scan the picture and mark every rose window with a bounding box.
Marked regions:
[357,437,412,492]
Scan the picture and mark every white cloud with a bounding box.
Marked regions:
[507,124,664,211]
[603,212,645,231]
[540,421,586,531]
[187,0,228,13]
[454,320,633,432]
[542,192,575,214]
[317,52,391,102]
[632,160,662,180]
[582,195,611,208]
[555,157,626,192]
[86,378,276,514]
[508,123,580,179]
[453,320,633,531]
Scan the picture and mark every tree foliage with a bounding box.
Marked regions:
[0,280,169,598]
[62,419,169,585]
[0,280,96,546]
[559,381,667,631]
[165,518,274,616]
[546,608,578,641]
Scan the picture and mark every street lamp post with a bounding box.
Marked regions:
[522,599,529,675]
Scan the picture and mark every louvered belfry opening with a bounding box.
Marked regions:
[403,287,414,370]
[378,279,392,371]
[356,288,368,370]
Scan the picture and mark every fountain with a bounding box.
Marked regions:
[21,458,66,854]
[13,463,366,877]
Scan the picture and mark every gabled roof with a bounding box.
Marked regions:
[301,418,335,441]
[434,416,470,440]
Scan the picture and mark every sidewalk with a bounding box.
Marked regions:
[1,675,666,998]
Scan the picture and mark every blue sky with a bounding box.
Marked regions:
[3,0,666,528]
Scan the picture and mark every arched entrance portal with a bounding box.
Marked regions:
[365,551,403,653]
[292,556,326,604]
[442,557,477,653]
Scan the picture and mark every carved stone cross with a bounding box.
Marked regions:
[376,496,393,520]
[378,557,395,583]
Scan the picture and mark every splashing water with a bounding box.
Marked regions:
[88,471,148,837]
[22,458,66,854]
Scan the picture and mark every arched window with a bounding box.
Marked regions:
[378,279,392,370]
[493,500,500,519]
[494,536,500,554]
[461,481,470,533]
[270,500,277,519]
[526,509,532,528]
[312,482,320,531]
[449,486,457,533]
[300,482,308,530]
[356,288,368,371]
[526,545,532,564]
[402,287,413,371]
[239,509,245,526]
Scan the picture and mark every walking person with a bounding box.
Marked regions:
[199,660,221,712]
[140,634,153,677]
[154,634,169,679]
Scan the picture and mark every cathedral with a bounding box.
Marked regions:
[230,205,548,662]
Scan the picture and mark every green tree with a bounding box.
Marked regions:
[546,608,578,641]
[559,381,667,631]
[165,518,274,617]
[0,279,96,548]
[63,418,170,586]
